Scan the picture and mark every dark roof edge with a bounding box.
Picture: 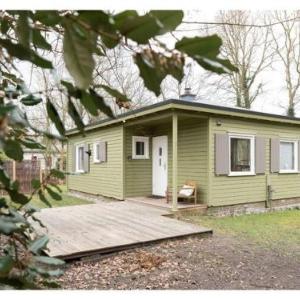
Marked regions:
[66,99,300,135]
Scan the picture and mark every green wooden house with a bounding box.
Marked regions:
[66,98,300,213]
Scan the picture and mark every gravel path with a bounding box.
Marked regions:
[58,234,300,289]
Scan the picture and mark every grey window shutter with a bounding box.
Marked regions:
[83,144,90,173]
[99,141,107,162]
[72,145,76,173]
[215,133,229,175]
[270,138,279,173]
[255,137,266,174]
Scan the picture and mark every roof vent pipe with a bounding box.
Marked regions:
[179,87,196,101]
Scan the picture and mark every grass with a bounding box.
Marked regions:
[7,185,93,209]
[186,209,300,256]
[31,185,93,209]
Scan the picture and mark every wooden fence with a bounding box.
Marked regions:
[1,160,63,195]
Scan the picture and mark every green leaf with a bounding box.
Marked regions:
[33,11,61,26]
[3,139,23,161]
[31,179,41,189]
[0,168,10,188]
[50,169,65,179]
[114,11,161,44]
[150,10,184,35]
[32,256,64,266]
[78,11,119,49]
[7,189,30,205]
[134,51,185,96]
[20,94,42,106]
[0,198,7,208]
[85,89,114,118]
[0,256,14,275]
[32,29,52,50]
[98,84,130,103]
[38,190,52,208]
[0,104,15,117]
[0,38,53,69]
[29,265,64,277]
[63,20,96,89]
[46,99,65,136]
[67,98,85,133]
[16,12,31,47]
[29,235,49,254]
[0,218,19,235]
[0,18,10,35]
[175,35,238,74]
[45,186,62,201]
[19,137,46,150]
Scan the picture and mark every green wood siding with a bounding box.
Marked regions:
[210,116,300,206]
[67,125,123,199]
[125,119,209,203]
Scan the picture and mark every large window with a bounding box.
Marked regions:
[229,134,255,176]
[132,136,149,159]
[76,144,85,172]
[280,140,298,173]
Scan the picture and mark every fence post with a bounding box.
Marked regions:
[12,160,16,181]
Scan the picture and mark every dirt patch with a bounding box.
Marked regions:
[58,233,300,289]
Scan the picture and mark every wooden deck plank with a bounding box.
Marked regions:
[36,202,212,259]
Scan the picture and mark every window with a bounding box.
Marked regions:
[76,144,85,172]
[93,142,101,163]
[280,140,298,173]
[229,134,255,176]
[132,136,149,159]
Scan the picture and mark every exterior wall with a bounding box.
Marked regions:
[209,116,300,207]
[67,125,124,199]
[125,118,209,203]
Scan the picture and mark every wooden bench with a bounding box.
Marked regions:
[166,180,198,205]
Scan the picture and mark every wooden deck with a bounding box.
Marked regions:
[36,201,212,260]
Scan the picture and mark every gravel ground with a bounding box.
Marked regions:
[58,233,300,290]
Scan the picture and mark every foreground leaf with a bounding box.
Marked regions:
[29,235,49,254]
[63,20,96,89]
[67,98,85,133]
[0,256,14,275]
[46,99,65,136]
[20,94,42,106]
[175,35,238,74]
[3,139,23,161]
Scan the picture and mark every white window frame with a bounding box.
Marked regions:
[75,143,85,173]
[132,136,149,159]
[229,133,255,176]
[279,139,298,173]
[93,141,101,163]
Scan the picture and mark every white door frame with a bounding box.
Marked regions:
[152,135,168,196]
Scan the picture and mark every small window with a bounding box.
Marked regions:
[93,142,101,163]
[132,136,149,159]
[76,144,85,172]
[229,134,255,176]
[280,140,298,173]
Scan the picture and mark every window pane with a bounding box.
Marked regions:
[96,144,100,160]
[78,147,84,170]
[280,142,294,170]
[136,141,145,155]
[231,138,251,172]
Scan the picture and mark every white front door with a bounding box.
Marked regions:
[152,136,168,196]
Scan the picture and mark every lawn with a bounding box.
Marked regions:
[30,185,93,209]
[185,209,300,257]
[7,185,93,209]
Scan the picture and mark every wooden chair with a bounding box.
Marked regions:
[166,180,198,205]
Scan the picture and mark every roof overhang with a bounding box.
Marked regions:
[66,99,300,136]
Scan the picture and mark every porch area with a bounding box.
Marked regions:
[126,196,208,213]
[124,108,210,212]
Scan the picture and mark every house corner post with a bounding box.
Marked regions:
[172,112,178,212]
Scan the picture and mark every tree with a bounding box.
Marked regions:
[213,11,274,108]
[270,11,300,117]
[0,10,236,288]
